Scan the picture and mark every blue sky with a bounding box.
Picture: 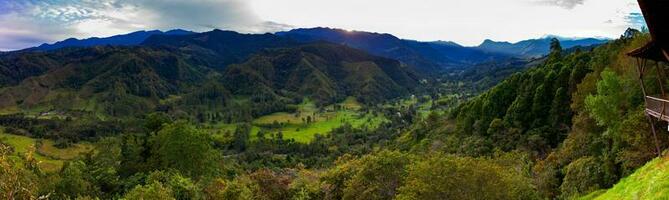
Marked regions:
[0,0,645,51]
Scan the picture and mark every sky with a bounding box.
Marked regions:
[0,0,645,51]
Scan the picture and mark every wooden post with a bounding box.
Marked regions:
[637,57,662,157]
[637,58,649,98]
[647,115,662,157]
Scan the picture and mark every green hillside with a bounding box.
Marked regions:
[0,40,420,122]
[580,155,669,200]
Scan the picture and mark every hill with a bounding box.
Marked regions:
[143,29,300,70]
[0,39,420,120]
[0,46,214,117]
[26,30,195,51]
[223,43,420,105]
[277,27,513,71]
[477,37,608,58]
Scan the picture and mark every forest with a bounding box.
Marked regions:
[1,27,667,200]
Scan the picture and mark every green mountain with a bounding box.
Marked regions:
[223,43,420,105]
[0,46,213,117]
[0,35,420,120]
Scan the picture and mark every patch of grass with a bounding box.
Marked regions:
[38,140,94,160]
[210,97,386,143]
[580,155,669,200]
[253,110,386,143]
[340,96,362,110]
[253,99,322,126]
[0,129,92,172]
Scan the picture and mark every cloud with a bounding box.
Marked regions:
[0,0,290,51]
[534,0,586,9]
[625,12,647,29]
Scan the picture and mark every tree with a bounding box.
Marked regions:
[396,154,538,200]
[0,144,39,200]
[549,87,570,128]
[559,157,609,199]
[149,121,220,178]
[146,170,201,200]
[232,123,251,151]
[324,151,411,200]
[88,137,122,196]
[585,69,627,129]
[56,160,95,198]
[144,112,172,133]
[549,38,562,57]
[124,181,175,200]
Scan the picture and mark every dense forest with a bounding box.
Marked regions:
[1,28,666,200]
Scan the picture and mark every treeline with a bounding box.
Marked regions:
[1,103,538,199]
[1,122,537,199]
[448,38,590,157]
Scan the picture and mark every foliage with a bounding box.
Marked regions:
[149,121,220,178]
[396,153,538,200]
[123,181,176,200]
[581,156,669,200]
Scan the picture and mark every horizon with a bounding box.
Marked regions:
[0,0,644,51]
[15,26,617,51]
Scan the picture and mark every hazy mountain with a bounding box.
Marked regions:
[477,37,608,58]
[142,29,300,70]
[277,27,513,72]
[28,29,196,51]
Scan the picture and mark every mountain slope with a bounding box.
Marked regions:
[142,29,299,70]
[222,43,420,105]
[27,30,195,51]
[0,46,214,116]
[477,37,608,58]
[277,27,512,71]
[0,40,420,119]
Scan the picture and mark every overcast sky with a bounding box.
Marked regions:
[0,0,645,51]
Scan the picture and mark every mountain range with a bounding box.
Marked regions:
[0,30,419,119]
[0,27,611,119]
[277,27,512,71]
[476,37,608,58]
[17,27,608,72]
[27,29,196,51]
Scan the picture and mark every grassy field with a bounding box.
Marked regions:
[580,155,669,200]
[207,97,387,143]
[38,140,94,160]
[0,129,94,172]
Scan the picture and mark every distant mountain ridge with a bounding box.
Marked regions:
[19,27,608,71]
[27,29,196,51]
[142,29,300,70]
[477,37,608,58]
[277,27,512,71]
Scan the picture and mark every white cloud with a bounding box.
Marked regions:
[534,0,586,9]
[249,0,641,46]
[0,0,643,50]
[0,0,288,51]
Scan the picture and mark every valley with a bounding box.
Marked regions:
[0,5,664,199]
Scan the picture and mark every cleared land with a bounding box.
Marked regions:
[206,97,387,143]
[0,129,93,172]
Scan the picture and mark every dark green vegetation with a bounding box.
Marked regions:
[0,30,419,123]
[0,28,666,199]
